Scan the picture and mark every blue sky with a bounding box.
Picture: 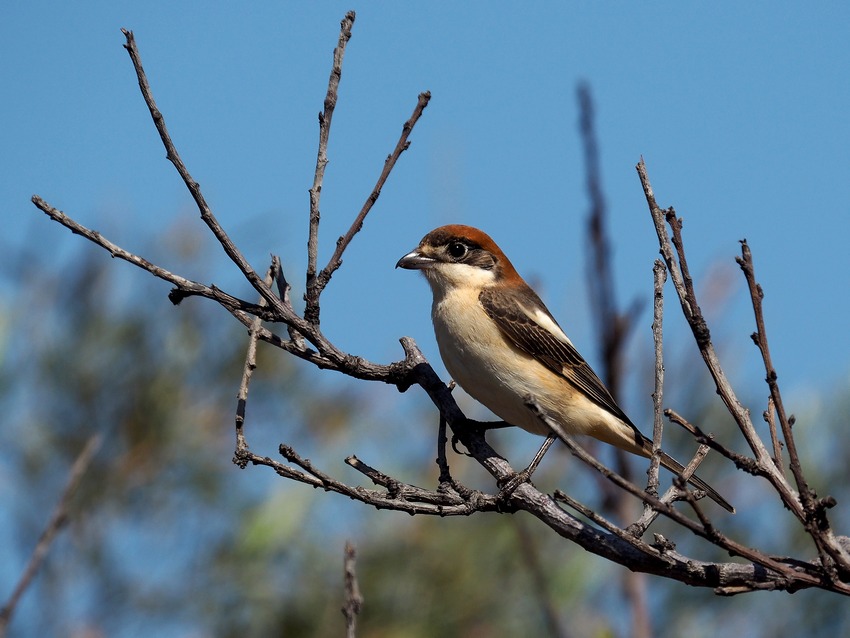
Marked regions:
[3,2,850,413]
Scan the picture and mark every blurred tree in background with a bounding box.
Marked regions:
[3,213,850,638]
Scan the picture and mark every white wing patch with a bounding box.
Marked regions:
[527,306,574,346]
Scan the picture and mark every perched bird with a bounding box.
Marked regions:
[396,224,733,512]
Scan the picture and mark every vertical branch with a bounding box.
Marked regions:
[234,260,280,466]
[578,83,649,638]
[646,260,668,498]
[737,241,802,484]
[763,397,785,478]
[306,11,356,325]
[342,541,363,638]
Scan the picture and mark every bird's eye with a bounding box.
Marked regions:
[447,242,469,260]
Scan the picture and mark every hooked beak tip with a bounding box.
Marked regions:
[396,250,434,270]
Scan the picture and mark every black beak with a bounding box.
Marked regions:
[396,249,435,270]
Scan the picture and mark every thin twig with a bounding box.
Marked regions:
[737,242,803,489]
[310,90,431,309]
[635,159,799,506]
[342,541,363,638]
[664,410,757,473]
[121,29,284,316]
[306,11,357,325]
[737,240,848,576]
[0,435,102,634]
[629,442,711,536]
[764,397,785,477]
[30,196,271,318]
[234,261,279,466]
[646,260,667,499]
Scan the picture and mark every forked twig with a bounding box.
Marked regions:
[637,157,850,580]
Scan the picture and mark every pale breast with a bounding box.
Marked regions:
[430,288,570,435]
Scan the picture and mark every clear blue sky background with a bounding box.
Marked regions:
[3,3,849,417]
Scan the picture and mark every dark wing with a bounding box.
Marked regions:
[479,287,635,428]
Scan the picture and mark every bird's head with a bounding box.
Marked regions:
[396,224,521,295]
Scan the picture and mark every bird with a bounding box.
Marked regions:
[396,224,734,513]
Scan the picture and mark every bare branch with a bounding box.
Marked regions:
[665,409,758,473]
[234,261,279,466]
[121,29,282,314]
[0,435,101,634]
[306,11,356,324]
[637,158,850,581]
[342,542,363,638]
[309,90,431,314]
[646,260,667,500]
[635,159,799,506]
[737,241,804,490]
[30,196,270,317]
[764,397,785,477]
[629,441,711,536]
[738,239,850,577]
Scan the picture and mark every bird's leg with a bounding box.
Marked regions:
[497,433,558,500]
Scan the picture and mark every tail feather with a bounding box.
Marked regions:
[594,420,735,513]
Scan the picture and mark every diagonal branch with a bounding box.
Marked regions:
[0,435,102,634]
[524,397,834,589]
[636,157,850,581]
[310,90,431,311]
[121,28,285,317]
[636,159,794,496]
